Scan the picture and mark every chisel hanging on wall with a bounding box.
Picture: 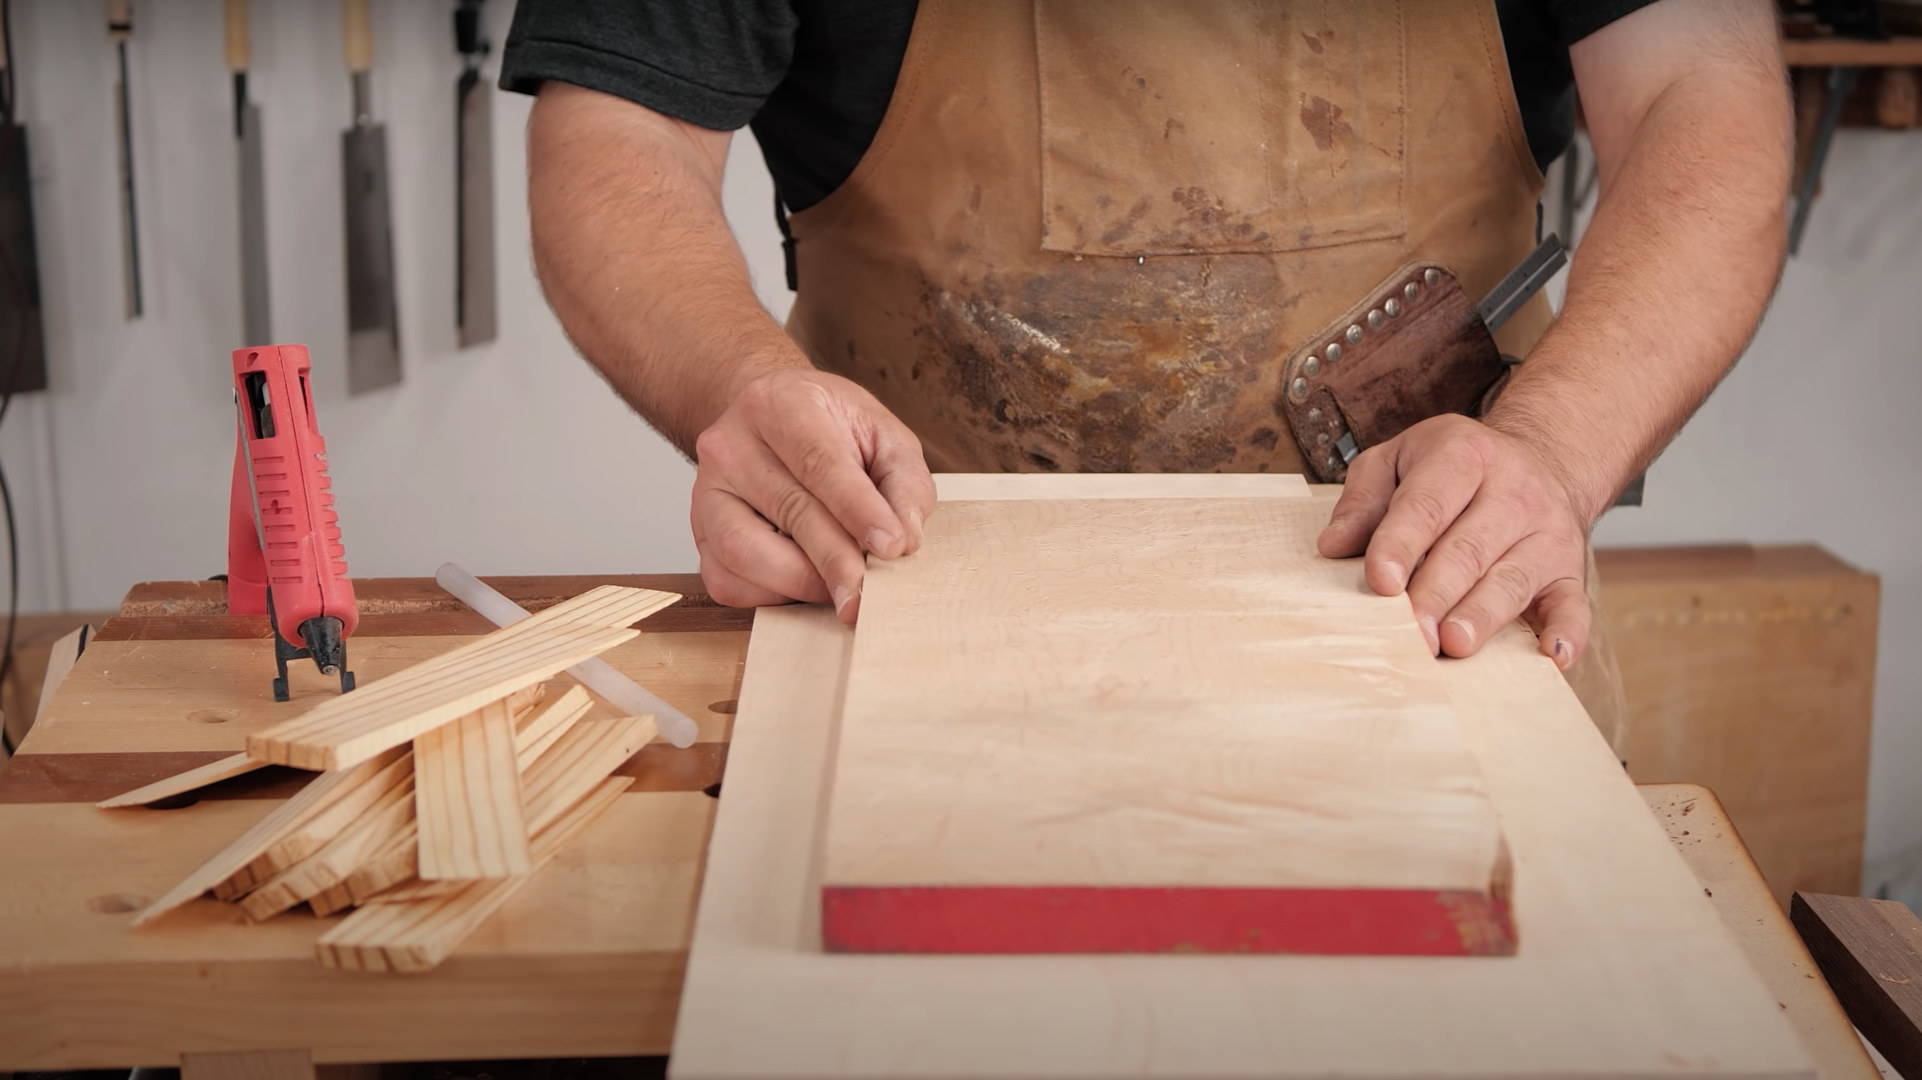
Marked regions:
[227,0,270,346]
[454,0,496,347]
[341,0,400,392]
[108,0,142,319]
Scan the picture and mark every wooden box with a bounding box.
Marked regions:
[1596,544,1877,904]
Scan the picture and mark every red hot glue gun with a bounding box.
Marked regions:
[225,344,359,701]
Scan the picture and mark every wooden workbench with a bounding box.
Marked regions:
[0,576,1880,1077]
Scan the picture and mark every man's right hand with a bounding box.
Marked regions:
[692,368,936,624]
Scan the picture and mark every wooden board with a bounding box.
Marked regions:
[822,496,1510,955]
[1642,785,1879,1079]
[934,472,1308,501]
[1792,892,1922,1078]
[1597,544,1876,902]
[248,585,674,770]
[414,699,532,881]
[669,476,1814,1080]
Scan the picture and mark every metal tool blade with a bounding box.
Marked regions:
[0,121,48,393]
[1476,233,1567,334]
[456,70,497,346]
[237,100,271,345]
[114,41,142,319]
[342,114,400,392]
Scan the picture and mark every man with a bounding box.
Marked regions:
[503,1,1791,739]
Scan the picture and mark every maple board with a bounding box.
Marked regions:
[669,476,1813,1080]
[822,496,1512,955]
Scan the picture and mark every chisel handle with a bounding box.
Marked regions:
[107,0,132,42]
[343,0,373,75]
[225,0,249,73]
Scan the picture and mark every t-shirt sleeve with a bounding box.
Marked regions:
[1538,0,1663,46]
[499,0,799,131]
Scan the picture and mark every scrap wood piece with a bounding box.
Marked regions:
[248,585,674,771]
[339,714,646,904]
[514,684,593,766]
[132,746,406,928]
[519,715,650,828]
[343,829,418,904]
[316,776,631,972]
[415,698,532,881]
[819,497,1512,955]
[1791,891,1922,1079]
[213,748,413,900]
[95,751,267,808]
[238,776,417,920]
[310,881,357,917]
[365,876,465,904]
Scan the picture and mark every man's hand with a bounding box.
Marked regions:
[692,368,936,624]
[1316,415,1592,669]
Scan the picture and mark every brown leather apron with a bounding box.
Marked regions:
[783,0,1628,751]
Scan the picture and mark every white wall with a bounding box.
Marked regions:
[2,2,1915,887]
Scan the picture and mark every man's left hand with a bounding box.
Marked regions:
[1316,414,1593,669]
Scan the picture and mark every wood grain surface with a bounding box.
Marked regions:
[1792,891,1922,1078]
[823,496,1510,955]
[672,478,1811,1080]
[249,586,674,770]
[414,700,532,881]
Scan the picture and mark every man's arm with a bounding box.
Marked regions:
[528,83,934,621]
[1318,0,1791,667]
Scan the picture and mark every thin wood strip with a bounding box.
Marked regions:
[0,740,725,804]
[250,623,643,771]
[415,700,532,881]
[343,828,419,904]
[513,685,593,767]
[367,876,467,904]
[310,881,357,916]
[213,750,415,899]
[131,747,406,928]
[338,715,646,903]
[251,588,657,764]
[248,586,672,769]
[238,776,417,921]
[520,716,651,829]
[316,777,632,972]
[94,751,265,808]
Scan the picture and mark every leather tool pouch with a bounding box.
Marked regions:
[1280,261,1506,482]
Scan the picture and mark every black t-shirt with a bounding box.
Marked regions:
[502,1,1656,214]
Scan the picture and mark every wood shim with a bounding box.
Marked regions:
[415,699,533,881]
[822,497,1509,955]
[316,776,631,972]
[667,475,1814,1080]
[514,685,593,766]
[247,585,675,770]
[131,747,405,927]
[95,751,266,809]
[213,749,414,900]
[238,775,418,920]
[341,712,648,911]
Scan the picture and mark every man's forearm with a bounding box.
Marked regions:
[528,84,808,455]
[1486,29,1792,522]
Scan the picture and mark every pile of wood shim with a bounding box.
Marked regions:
[98,585,679,972]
